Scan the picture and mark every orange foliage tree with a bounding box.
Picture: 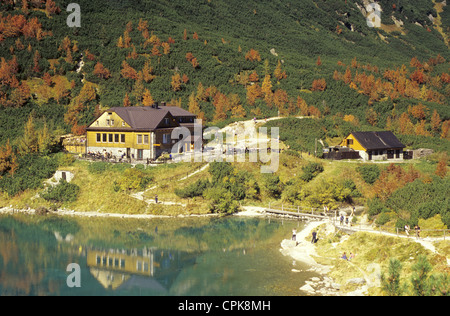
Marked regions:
[0,140,18,178]
[93,62,111,79]
[372,164,421,201]
[245,49,261,62]
[121,61,138,80]
[311,78,327,91]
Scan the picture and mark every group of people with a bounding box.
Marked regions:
[339,215,353,227]
[290,229,319,245]
[404,224,421,239]
[340,252,355,261]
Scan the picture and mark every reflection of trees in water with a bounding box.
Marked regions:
[173,217,281,252]
[0,215,298,295]
[0,215,80,295]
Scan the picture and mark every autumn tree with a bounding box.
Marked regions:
[297,96,309,116]
[32,50,41,73]
[141,60,155,83]
[229,94,246,118]
[0,139,18,178]
[245,49,261,62]
[311,78,327,91]
[213,92,229,122]
[246,83,262,106]
[171,73,182,91]
[430,110,441,132]
[142,89,154,107]
[408,103,428,120]
[123,93,131,107]
[365,108,378,126]
[440,120,450,140]
[93,62,111,79]
[372,164,421,201]
[19,113,38,154]
[45,0,60,17]
[272,89,289,111]
[188,92,205,121]
[121,60,138,80]
[261,74,273,106]
[435,154,448,178]
[316,56,322,66]
[274,60,287,81]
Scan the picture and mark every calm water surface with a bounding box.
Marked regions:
[0,214,317,296]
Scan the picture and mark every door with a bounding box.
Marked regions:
[137,149,144,160]
[126,148,131,159]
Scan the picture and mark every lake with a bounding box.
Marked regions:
[0,214,317,296]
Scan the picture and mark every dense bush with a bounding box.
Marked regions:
[113,168,153,192]
[357,164,381,185]
[41,180,80,203]
[300,162,324,182]
[175,179,211,198]
[0,154,58,196]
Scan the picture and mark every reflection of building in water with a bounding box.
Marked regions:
[87,247,196,293]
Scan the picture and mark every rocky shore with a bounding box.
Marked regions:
[279,220,373,296]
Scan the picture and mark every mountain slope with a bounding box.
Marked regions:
[0,0,449,146]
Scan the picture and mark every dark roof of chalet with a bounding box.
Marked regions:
[351,131,405,150]
[91,106,197,131]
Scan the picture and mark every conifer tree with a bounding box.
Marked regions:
[19,113,38,154]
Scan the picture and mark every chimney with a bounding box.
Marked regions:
[161,101,166,107]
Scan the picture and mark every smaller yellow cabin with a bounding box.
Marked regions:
[340,131,406,161]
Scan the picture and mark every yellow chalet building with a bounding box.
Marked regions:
[86,104,198,161]
[340,131,406,161]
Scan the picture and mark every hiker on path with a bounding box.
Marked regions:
[415,225,421,239]
[292,229,297,242]
[155,195,158,204]
[311,231,317,244]
[405,225,410,237]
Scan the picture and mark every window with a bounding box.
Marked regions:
[114,134,119,143]
[122,121,125,127]
[102,133,107,142]
[144,135,149,145]
[137,134,143,144]
[163,133,170,144]
[347,139,353,146]
[106,119,110,126]
[121,134,125,143]
[111,119,114,126]
[96,133,101,143]
[164,118,169,125]
[108,134,113,143]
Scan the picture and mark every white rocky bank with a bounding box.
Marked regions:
[279,221,369,296]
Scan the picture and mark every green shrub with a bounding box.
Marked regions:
[113,168,153,192]
[175,179,211,198]
[261,173,283,198]
[368,198,389,217]
[41,180,80,203]
[356,164,381,185]
[203,186,240,214]
[300,162,324,182]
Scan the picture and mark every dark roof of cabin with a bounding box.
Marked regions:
[101,106,197,130]
[351,131,405,150]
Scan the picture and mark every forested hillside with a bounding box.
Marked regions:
[0,0,449,196]
[0,0,449,143]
